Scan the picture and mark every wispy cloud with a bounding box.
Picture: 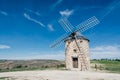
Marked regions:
[29,51,64,60]
[59,9,74,17]
[102,0,120,20]
[81,6,103,9]
[24,13,45,27]
[47,24,54,31]
[0,11,8,16]
[25,9,41,16]
[51,0,63,10]
[0,44,11,49]
[90,45,120,59]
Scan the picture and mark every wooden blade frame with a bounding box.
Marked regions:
[75,16,100,33]
[50,16,100,48]
[59,17,74,33]
[50,33,68,48]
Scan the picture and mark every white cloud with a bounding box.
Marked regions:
[31,52,64,60]
[91,46,119,52]
[35,12,41,16]
[0,44,10,49]
[3,51,65,60]
[25,9,41,16]
[90,45,120,59]
[59,9,74,17]
[52,0,63,9]
[24,13,45,27]
[0,11,8,16]
[47,24,54,31]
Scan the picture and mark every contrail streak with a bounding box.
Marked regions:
[101,0,120,20]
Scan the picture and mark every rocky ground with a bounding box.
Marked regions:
[0,70,120,80]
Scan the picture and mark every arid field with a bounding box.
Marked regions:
[0,70,120,80]
[0,59,120,80]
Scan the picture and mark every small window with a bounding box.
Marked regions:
[68,41,71,44]
[73,49,77,52]
[80,40,83,43]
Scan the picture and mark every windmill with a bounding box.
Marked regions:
[50,16,100,71]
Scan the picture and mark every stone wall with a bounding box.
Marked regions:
[65,38,90,70]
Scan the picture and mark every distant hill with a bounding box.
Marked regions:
[0,59,120,73]
[0,59,65,72]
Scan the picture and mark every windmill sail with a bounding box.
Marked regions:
[59,17,74,33]
[50,33,68,48]
[50,16,100,48]
[75,16,100,33]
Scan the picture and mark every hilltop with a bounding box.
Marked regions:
[0,59,65,72]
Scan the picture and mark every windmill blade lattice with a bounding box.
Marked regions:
[75,16,100,33]
[59,17,74,33]
[50,33,68,48]
[50,16,100,48]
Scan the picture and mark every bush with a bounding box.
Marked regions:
[24,65,28,68]
[45,66,48,68]
[15,65,22,68]
[57,64,65,68]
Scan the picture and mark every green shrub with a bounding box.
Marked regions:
[15,65,22,68]
[45,66,48,68]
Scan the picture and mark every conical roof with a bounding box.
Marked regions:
[65,32,89,42]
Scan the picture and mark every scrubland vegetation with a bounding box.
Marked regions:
[91,59,120,73]
[0,59,120,73]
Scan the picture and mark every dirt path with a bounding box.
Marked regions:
[0,70,120,80]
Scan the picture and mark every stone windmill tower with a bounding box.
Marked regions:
[65,33,90,70]
[51,16,100,71]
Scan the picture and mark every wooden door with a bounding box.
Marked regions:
[72,57,78,68]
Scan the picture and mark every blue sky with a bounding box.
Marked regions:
[0,0,120,60]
